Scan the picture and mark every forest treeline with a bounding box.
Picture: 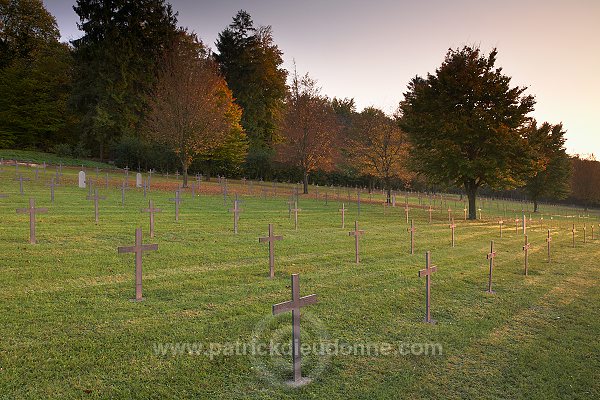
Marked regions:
[1,1,598,213]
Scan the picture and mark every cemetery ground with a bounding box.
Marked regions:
[0,161,599,399]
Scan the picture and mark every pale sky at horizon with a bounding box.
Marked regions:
[43,0,600,157]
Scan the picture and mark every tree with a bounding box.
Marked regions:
[0,0,60,68]
[399,46,537,219]
[277,69,341,194]
[523,121,571,212]
[347,107,413,202]
[0,0,73,149]
[71,0,178,160]
[143,32,246,188]
[215,10,288,178]
[570,156,600,210]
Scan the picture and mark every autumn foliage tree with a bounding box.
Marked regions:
[570,156,600,209]
[144,31,246,187]
[277,70,341,194]
[346,107,412,202]
[523,120,571,212]
[399,46,538,219]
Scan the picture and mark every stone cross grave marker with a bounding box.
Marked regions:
[141,200,162,238]
[15,175,30,195]
[498,219,504,238]
[124,166,130,186]
[259,223,283,279]
[143,178,148,198]
[523,235,531,276]
[515,218,520,234]
[169,190,183,221]
[16,198,48,244]
[78,170,86,188]
[338,203,346,228]
[450,218,456,247]
[229,200,242,234]
[291,201,301,230]
[348,220,365,264]
[546,229,552,263]
[136,173,142,188]
[447,208,452,222]
[418,251,437,324]
[86,188,106,224]
[121,181,129,206]
[407,219,416,255]
[583,225,587,244]
[118,227,158,302]
[478,208,483,220]
[272,274,318,386]
[148,169,154,190]
[486,241,497,294]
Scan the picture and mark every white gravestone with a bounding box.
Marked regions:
[78,171,86,188]
[136,173,143,188]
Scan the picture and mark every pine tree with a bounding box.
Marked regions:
[71,0,178,160]
[215,10,287,178]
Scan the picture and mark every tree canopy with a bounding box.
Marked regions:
[399,46,538,219]
[71,0,178,159]
[215,10,287,178]
[143,31,246,187]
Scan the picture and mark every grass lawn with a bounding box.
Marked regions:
[0,162,598,399]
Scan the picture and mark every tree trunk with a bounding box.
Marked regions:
[368,177,374,194]
[99,141,104,162]
[533,199,539,213]
[465,183,478,220]
[384,177,391,203]
[303,171,309,194]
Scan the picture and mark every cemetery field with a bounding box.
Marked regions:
[0,164,599,399]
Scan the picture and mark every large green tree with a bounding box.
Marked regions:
[523,121,571,212]
[0,0,73,149]
[399,46,537,219]
[71,0,178,160]
[215,10,287,178]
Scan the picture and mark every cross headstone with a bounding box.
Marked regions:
[259,223,283,278]
[338,203,346,228]
[16,198,48,244]
[141,200,162,238]
[169,190,183,221]
[450,218,456,247]
[117,227,158,302]
[78,170,86,188]
[348,220,365,264]
[136,172,142,188]
[148,169,154,190]
[515,218,520,234]
[447,208,452,222]
[15,175,30,195]
[143,178,148,198]
[546,229,552,263]
[486,241,497,294]
[583,225,587,244]
[121,181,128,206]
[478,208,482,220]
[418,251,437,324]
[229,200,242,234]
[124,166,130,184]
[407,219,416,255]
[291,201,301,230]
[523,235,531,276]
[86,188,106,224]
[272,274,318,385]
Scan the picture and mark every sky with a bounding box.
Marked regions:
[44,0,600,157]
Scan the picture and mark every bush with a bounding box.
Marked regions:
[51,143,72,157]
